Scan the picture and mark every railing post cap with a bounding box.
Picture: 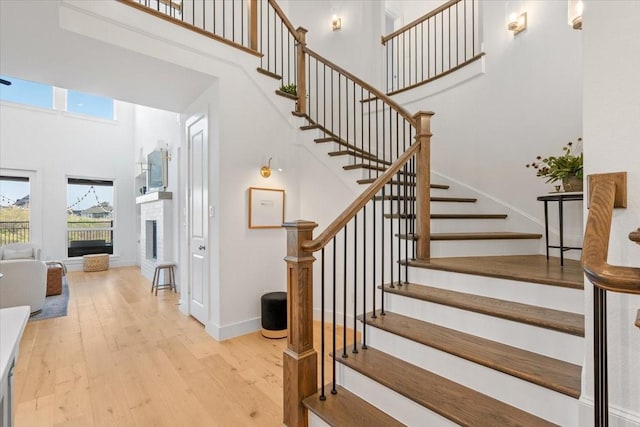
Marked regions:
[296,26,308,34]
[283,220,317,231]
[413,111,435,119]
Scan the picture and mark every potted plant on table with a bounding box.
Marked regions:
[526,138,583,192]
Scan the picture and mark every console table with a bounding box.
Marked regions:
[537,192,584,266]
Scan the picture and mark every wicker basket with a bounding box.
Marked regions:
[83,254,109,272]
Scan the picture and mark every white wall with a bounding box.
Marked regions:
[284,0,385,88]
[582,1,640,425]
[0,99,138,268]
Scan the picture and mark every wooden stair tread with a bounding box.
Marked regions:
[357,178,449,189]
[328,150,391,165]
[256,67,281,80]
[303,386,405,427]
[398,232,541,240]
[300,123,321,131]
[374,196,476,202]
[404,255,584,289]
[335,346,557,427]
[386,213,507,219]
[382,282,584,336]
[360,311,581,398]
[344,163,387,172]
[275,89,297,100]
[314,136,373,157]
[431,232,541,240]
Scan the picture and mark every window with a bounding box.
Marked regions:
[0,75,53,109]
[67,90,114,120]
[0,175,31,244]
[67,178,114,257]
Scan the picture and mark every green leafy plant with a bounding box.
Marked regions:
[526,138,583,183]
[279,84,297,96]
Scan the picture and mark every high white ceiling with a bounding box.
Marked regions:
[0,1,216,112]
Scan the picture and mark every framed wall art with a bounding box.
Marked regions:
[248,187,285,229]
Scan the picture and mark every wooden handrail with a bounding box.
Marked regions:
[267,0,300,40]
[630,228,640,244]
[582,179,640,294]
[382,0,460,44]
[303,46,416,125]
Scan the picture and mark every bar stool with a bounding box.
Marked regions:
[151,262,177,295]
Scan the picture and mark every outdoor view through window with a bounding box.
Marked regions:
[67,178,114,257]
[0,175,31,245]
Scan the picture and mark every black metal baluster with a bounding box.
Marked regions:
[380,185,386,315]
[353,215,358,354]
[362,204,368,349]
[472,0,475,55]
[420,23,424,82]
[372,191,377,319]
[342,225,348,359]
[331,237,337,395]
[594,286,609,426]
[320,247,326,400]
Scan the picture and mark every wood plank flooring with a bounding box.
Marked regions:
[14,267,294,427]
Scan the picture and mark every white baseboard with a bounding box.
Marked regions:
[579,397,640,427]
[205,317,261,341]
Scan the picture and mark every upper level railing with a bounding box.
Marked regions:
[382,0,483,95]
[119,0,298,86]
[581,172,640,426]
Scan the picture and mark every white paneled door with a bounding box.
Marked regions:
[187,115,208,324]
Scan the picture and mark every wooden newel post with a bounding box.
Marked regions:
[283,220,318,427]
[296,27,308,115]
[414,111,434,260]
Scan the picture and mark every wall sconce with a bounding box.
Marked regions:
[568,0,583,30]
[260,158,272,178]
[507,12,527,35]
[332,15,342,31]
[260,157,283,178]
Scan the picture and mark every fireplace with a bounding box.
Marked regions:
[145,220,157,260]
[137,192,173,281]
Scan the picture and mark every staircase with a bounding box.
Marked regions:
[303,256,583,426]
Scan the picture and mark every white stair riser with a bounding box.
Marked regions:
[365,327,580,427]
[406,267,584,313]
[430,238,542,257]
[387,218,508,233]
[337,363,458,427]
[383,294,583,364]
[308,411,331,427]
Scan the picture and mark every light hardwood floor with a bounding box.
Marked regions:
[15,267,304,427]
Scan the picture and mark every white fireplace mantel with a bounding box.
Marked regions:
[136,191,172,204]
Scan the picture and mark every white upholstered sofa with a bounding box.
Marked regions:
[0,243,47,314]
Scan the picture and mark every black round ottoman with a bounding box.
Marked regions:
[261,291,287,339]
